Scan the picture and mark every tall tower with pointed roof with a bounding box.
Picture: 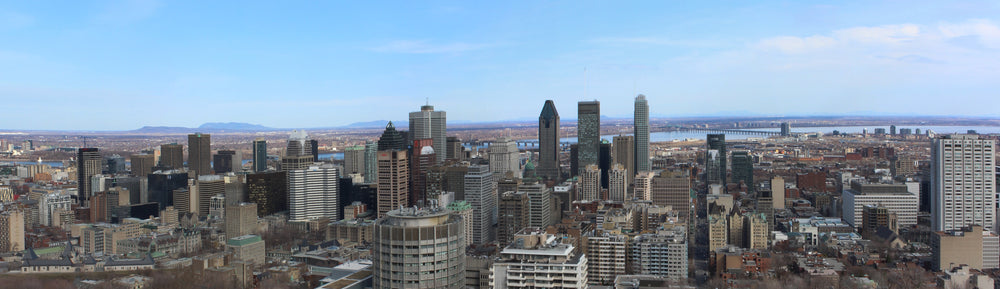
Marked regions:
[538,100,561,181]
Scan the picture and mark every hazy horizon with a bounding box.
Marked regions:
[2,1,999,130]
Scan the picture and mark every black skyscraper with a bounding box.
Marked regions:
[707,134,727,183]
[538,100,561,181]
[377,122,407,151]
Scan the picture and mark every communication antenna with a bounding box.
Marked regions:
[82,136,87,148]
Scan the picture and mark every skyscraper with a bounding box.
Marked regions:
[577,101,601,169]
[78,148,102,206]
[288,164,340,222]
[160,143,184,170]
[538,100,561,181]
[377,150,408,218]
[705,149,723,186]
[731,150,753,189]
[282,130,314,171]
[410,141,435,206]
[377,122,406,151]
[130,154,154,177]
[252,138,267,172]
[580,164,601,202]
[247,171,287,217]
[706,134,726,183]
[464,164,496,244]
[188,133,211,176]
[634,94,650,172]
[651,169,691,216]
[488,136,519,177]
[497,191,528,247]
[225,202,258,240]
[343,145,365,175]
[364,141,378,184]
[608,164,627,202]
[613,135,634,188]
[931,134,996,232]
[213,150,240,174]
[521,183,552,228]
[373,207,465,289]
[409,104,447,163]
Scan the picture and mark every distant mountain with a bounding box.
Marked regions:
[130,126,200,134]
[130,122,274,134]
[198,122,273,131]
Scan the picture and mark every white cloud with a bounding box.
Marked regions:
[372,40,495,54]
[754,20,1000,54]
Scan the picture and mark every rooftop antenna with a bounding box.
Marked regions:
[426,97,429,106]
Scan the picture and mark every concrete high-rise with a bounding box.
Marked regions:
[580,164,601,201]
[932,135,997,232]
[130,154,155,177]
[213,150,240,174]
[363,141,378,184]
[252,138,267,172]
[0,207,24,253]
[464,165,496,244]
[538,100,561,181]
[160,143,184,170]
[584,231,627,285]
[282,130,314,171]
[497,191,528,247]
[842,182,918,229]
[343,145,365,175]
[609,164,627,202]
[629,226,688,279]
[377,150,409,218]
[706,134,726,183]
[634,94,650,172]
[409,104,447,163]
[373,207,465,289]
[521,183,552,228]
[577,101,601,169]
[225,202,258,240]
[288,164,340,222]
[651,170,691,216]
[188,133,211,176]
[613,135,634,188]
[489,136,519,177]
[490,229,588,289]
[78,148,102,206]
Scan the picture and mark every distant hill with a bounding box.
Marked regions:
[198,122,273,131]
[131,122,275,133]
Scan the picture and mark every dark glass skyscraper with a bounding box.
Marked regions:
[252,138,267,172]
[378,122,407,151]
[213,150,239,174]
[707,134,727,183]
[577,101,601,169]
[78,148,102,206]
[634,94,650,172]
[731,150,753,190]
[538,100,561,181]
[188,133,211,176]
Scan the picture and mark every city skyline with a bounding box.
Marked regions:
[1,1,1000,130]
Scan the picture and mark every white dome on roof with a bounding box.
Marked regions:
[421,146,435,155]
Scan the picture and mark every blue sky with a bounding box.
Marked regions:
[1,1,999,130]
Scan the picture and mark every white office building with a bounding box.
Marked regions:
[490,229,588,289]
[931,134,997,232]
[842,182,918,229]
[288,164,339,222]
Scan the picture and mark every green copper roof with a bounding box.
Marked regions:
[227,235,263,246]
[446,201,471,211]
